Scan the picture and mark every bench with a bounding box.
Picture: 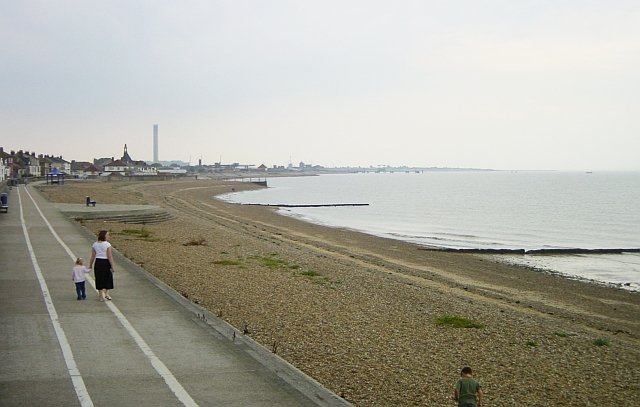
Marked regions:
[86,196,96,207]
[1,193,7,213]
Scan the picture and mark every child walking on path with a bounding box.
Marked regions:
[72,258,91,300]
[453,366,483,407]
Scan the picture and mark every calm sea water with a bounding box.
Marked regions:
[220,171,640,291]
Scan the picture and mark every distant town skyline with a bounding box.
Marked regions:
[2,2,639,171]
[0,143,505,170]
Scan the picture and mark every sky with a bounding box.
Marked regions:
[1,1,639,171]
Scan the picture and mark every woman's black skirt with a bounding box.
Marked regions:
[94,258,114,290]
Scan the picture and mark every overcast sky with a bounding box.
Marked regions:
[2,1,639,170]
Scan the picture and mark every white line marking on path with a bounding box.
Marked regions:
[18,187,94,407]
[22,186,199,407]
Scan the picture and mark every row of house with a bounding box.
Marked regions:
[0,148,72,181]
[0,145,162,182]
[0,144,304,183]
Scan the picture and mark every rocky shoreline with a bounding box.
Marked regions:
[37,179,640,406]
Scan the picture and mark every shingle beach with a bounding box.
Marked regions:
[37,179,640,406]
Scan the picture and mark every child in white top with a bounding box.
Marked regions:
[72,258,91,300]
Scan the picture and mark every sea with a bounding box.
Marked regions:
[219,171,640,291]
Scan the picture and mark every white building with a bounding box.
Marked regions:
[102,145,158,176]
[103,159,128,175]
[0,151,7,182]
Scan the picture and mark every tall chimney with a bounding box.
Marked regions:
[153,124,159,163]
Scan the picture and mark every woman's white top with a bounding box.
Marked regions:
[92,241,111,259]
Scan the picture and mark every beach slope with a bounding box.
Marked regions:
[38,179,640,406]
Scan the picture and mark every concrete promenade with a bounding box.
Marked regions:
[0,184,351,407]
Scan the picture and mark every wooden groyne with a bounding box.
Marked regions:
[418,247,640,255]
[244,203,369,208]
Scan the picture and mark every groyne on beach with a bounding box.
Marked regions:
[245,203,369,208]
[419,247,640,254]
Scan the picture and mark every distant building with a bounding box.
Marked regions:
[103,159,128,174]
[156,167,187,175]
[11,151,29,178]
[101,145,157,176]
[94,157,113,168]
[16,151,41,176]
[47,155,70,175]
[0,149,69,179]
[71,161,101,178]
[0,147,9,181]
[38,155,53,176]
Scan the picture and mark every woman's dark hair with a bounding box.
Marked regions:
[97,230,108,241]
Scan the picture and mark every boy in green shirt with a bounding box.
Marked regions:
[453,366,483,407]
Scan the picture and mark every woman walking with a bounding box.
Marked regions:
[90,230,115,301]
